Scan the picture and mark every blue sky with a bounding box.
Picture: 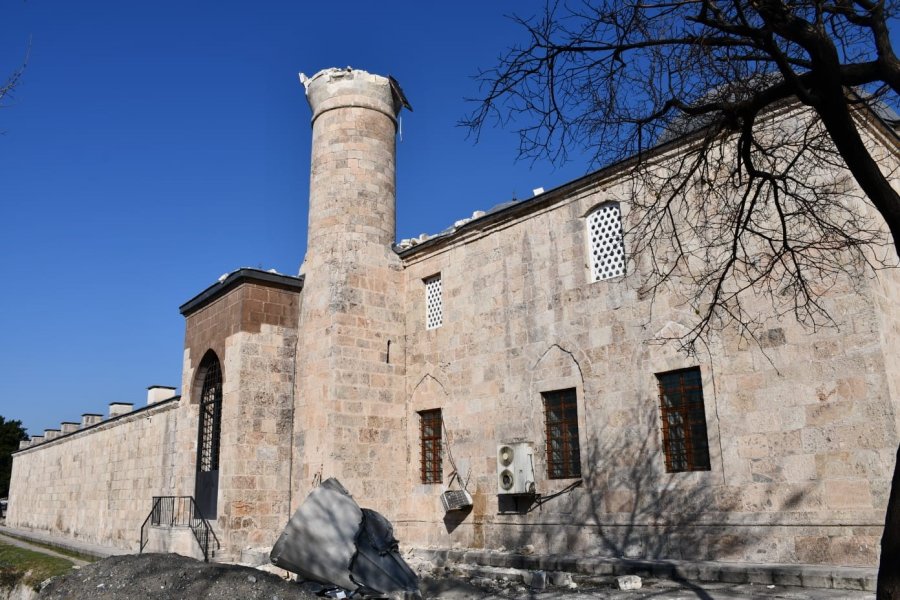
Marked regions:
[0,1,591,435]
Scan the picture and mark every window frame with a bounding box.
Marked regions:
[542,388,582,480]
[656,367,711,473]
[419,408,442,484]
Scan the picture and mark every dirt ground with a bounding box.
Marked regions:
[34,553,876,600]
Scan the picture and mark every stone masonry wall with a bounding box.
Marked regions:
[181,277,300,559]
[395,134,898,567]
[6,399,182,552]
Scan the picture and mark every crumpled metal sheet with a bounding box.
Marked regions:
[270,478,420,597]
[351,508,418,596]
[270,478,361,590]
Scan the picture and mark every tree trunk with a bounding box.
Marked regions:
[810,96,900,600]
[879,445,900,599]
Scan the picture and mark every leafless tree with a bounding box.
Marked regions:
[465,0,900,596]
[1,42,28,132]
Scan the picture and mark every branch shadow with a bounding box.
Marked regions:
[494,413,772,599]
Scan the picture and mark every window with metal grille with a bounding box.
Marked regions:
[197,356,223,473]
[424,274,442,330]
[587,202,625,281]
[419,409,442,484]
[656,367,711,473]
[543,389,581,479]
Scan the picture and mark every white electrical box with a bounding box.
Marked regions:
[496,442,536,495]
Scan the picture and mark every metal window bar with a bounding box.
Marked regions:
[139,496,220,561]
[543,389,581,479]
[657,368,711,473]
[198,359,222,472]
[419,409,442,484]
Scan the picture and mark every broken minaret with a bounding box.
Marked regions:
[292,68,409,513]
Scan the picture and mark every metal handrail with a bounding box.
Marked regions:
[139,496,162,554]
[138,496,220,561]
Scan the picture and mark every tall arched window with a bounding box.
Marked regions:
[586,202,625,282]
[195,351,222,518]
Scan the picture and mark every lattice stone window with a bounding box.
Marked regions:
[587,202,625,281]
[656,367,711,473]
[419,409,442,484]
[543,388,582,479]
[424,274,442,330]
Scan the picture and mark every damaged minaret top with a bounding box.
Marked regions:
[299,67,411,127]
[298,67,411,271]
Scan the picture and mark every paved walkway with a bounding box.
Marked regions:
[423,579,875,600]
[424,577,877,599]
[417,548,878,594]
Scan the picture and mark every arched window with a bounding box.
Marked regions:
[195,351,222,517]
[586,202,625,282]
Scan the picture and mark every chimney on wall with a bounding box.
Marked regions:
[147,385,176,405]
[44,429,60,440]
[82,413,103,427]
[60,422,79,434]
[108,403,133,418]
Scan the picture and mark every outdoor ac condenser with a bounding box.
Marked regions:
[496,442,536,495]
[440,489,473,512]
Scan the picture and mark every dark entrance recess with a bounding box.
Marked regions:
[195,352,223,519]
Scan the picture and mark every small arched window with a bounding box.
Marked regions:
[586,202,625,282]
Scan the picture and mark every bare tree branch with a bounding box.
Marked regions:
[465,2,900,594]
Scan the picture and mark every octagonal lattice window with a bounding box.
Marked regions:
[587,202,625,282]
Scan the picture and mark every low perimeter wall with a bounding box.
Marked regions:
[6,398,186,552]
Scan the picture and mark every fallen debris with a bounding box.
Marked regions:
[548,571,574,587]
[270,478,421,598]
[523,570,547,590]
[617,574,642,590]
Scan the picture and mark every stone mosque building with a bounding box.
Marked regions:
[7,68,900,573]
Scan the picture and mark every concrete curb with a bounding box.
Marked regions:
[413,548,876,592]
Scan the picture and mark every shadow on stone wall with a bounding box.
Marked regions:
[581,418,752,562]
[494,414,770,568]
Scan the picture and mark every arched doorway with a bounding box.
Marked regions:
[195,351,222,519]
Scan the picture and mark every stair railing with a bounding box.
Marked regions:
[138,496,220,561]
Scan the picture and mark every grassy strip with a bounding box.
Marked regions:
[0,539,75,590]
[0,533,98,564]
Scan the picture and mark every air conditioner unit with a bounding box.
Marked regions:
[440,490,473,512]
[497,442,536,495]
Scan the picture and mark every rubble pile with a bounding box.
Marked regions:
[38,554,313,600]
